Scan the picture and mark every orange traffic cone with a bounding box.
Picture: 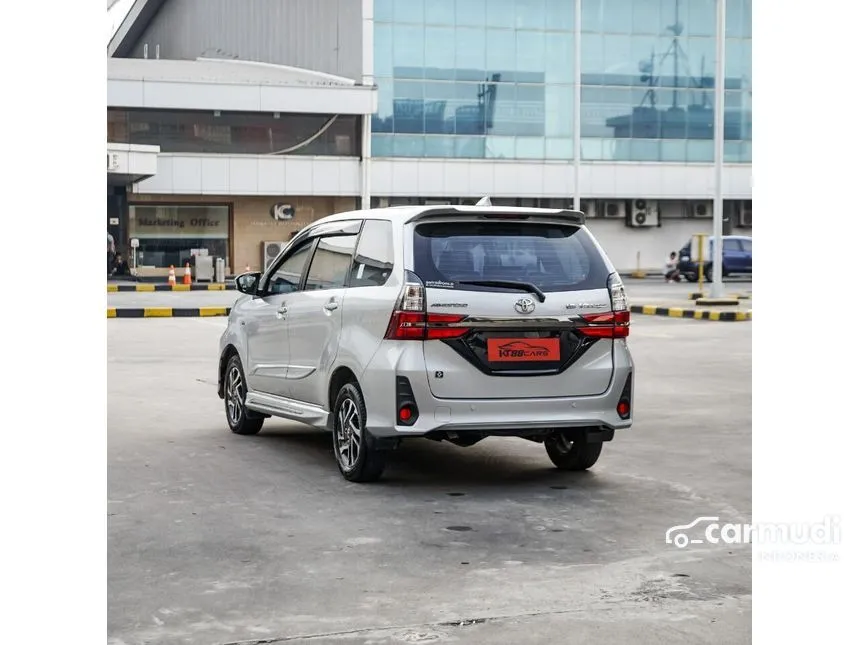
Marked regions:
[167,265,176,286]
[183,262,192,285]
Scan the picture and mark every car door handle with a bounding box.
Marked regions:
[324,302,339,311]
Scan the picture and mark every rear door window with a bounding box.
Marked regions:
[412,221,610,292]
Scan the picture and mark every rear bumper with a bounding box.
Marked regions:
[360,340,634,439]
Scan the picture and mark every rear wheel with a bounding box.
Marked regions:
[545,432,603,471]
[704,264,713,283]
[224,355,264,436]
[333,382,386,483]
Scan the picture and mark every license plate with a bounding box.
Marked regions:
[487,338,560,362]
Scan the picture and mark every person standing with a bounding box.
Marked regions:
[107,231,116,276]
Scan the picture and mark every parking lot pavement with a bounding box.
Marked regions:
[108,316,751,645]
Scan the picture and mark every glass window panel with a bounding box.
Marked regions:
[486,0,516,28]
[392,81,426,133]
[602,0,634,34]
[371,79,394,132]
[742,0,752,38]
[603,34,633,86]
[630,35,660,88]
[515,84,545,136]
[660,139,686,161]
[655,88,688,138]
[515,0,545,29]
[544,85,574,137]
[426,27,456,76]
[268,241,313,295]
[456,27,487,80]
[455,137,486,158]
[724,140,742,163]
[726,0,743,38]
[375,23,393,78]
[486,29,517,81]
[456,0,486,25]
[581,0,601,32]
[545,32,575,83]
[486,83,518,135]
[632,0,663,34]
[741,40,751,88]
[424,135,457,157]
[394,0,425,23]
[305,235,359,291]
[605,138,631,160]
[545,0,574,30]
[581,33,604,84]
[685,37,716,89]
[375,0,393,22]
[371,134,394,156]
[485,135,516,158]
[725,38,743,83]
[684,89,714,139]
[425,0,456,24]
[392,25,425,78]
[581,86,634,138]
[350,220,395,287]
[687,0,715,37]
[629,138,660,161]
[659,0,680,31]
[581,137,606,160]
[515,137,545,159]
[393,135,426,156]
[516,31,546,75]
[423,81,458,134]
[454,81,488,134]
[546,137,574,159]
[686,139,714,162]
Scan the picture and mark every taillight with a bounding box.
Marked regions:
[384,271,469,341]
[579,311,630,338]
[577,272,631,339]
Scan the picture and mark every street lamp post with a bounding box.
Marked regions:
[710,0,727,298]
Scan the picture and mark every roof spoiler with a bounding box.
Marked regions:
[405,205,586,226]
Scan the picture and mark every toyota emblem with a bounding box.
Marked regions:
[514,297,536,314]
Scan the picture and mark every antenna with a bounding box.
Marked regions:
[475,196,493,206]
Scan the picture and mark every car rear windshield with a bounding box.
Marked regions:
[412,221,611,292]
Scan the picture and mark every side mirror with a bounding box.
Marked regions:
[235,271,261,296]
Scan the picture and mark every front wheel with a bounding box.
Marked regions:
[545,432,603,471]
[332,383,386,482]
[224,355,264,436]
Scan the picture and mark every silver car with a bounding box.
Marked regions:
[218,205,634,482]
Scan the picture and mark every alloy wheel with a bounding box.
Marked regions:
[226,365,245,425]
[335,397,362,471]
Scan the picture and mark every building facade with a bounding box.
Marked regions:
[107,0,751,274]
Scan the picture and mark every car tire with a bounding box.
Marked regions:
[704,264,713,283]
[223,354,264,436]
[684,273,698,283]
[332,382,386,483]
[544,432,603,471]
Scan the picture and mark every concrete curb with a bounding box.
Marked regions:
[688,292,751,300]
[631,305,752,321]
[108,284,235,292]
[108,307,231,318]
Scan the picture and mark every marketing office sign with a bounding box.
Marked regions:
[129,205,229,239]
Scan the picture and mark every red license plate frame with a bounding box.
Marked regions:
[487,337,561,362]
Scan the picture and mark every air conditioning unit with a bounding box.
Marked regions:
[602,200,627,219]
[688,201,713,218]
[738,201,752,228]
[262,241,288,271]
[628,199,659,227]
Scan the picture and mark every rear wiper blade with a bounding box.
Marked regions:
[457,280,547,303]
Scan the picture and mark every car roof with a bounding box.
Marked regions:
[309,204,586,228]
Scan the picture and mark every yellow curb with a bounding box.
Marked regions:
[143,307,173,317]
[667,307,685,318]
[199,307,228,317]
[107,308,116,318]
[107,284,118,292]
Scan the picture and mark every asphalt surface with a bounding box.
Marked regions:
[106,278,752,309]
[108,314,751,644]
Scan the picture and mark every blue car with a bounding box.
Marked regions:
[677,235,752,283]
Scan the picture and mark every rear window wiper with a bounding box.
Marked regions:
[457,280,547,303]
